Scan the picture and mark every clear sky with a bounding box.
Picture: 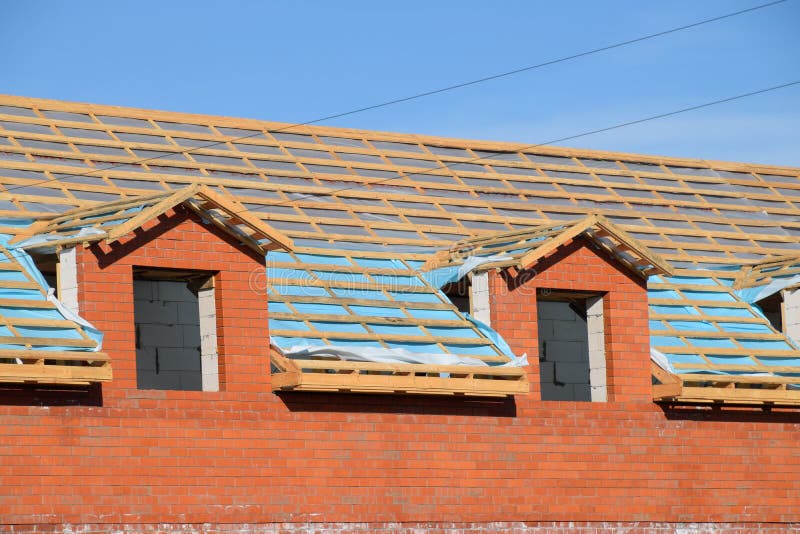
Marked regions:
[2,1,799,166]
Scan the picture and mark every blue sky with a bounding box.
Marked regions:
[2,1,798,166]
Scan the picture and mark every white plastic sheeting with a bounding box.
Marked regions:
[11,226,106,251]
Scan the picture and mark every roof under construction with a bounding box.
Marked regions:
[1,94,799,403]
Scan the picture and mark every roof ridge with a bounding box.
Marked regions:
[2,93,798,174]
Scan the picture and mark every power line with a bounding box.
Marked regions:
[6,80,800,251]
[0,0,787,195]
[245,79,800,214]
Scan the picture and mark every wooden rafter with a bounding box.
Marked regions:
[4,95,800,398]
[12,185,294,255]
[0,94,797,268]
[424,214,674,278]
[733,254,800,290]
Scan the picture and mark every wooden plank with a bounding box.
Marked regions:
[272,369,528,397]
[0,336,97,348]
[0,362,111,382]
[268,329,497,347]
[105,184,201,242]
[284,358,526,376]
[676,386,800,405]
[269,293,454,310]
[269,278,433,294]
[653,382,682,399]
[651,361,680,385]
[195,186,294,251]
[269,312,467,328]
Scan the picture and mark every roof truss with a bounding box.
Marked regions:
[0,243,110,385]
[424,214,674,278]
[13,185,294,255]
[734,254,800,290]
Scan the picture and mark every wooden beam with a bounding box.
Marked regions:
[105,184,201,243]
[195,186,294,251]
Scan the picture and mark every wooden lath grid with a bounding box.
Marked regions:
[0,96,798,269]
[425,214,674,278]
[734,254,800,290]
[0,243,110,384]
[11,185,294,255]
[649,272,800,379]
[3,96,800,397]
[266,250,527,396]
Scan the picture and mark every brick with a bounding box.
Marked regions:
[0,213,796,530]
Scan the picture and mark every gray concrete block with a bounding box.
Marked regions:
[135,300,178,325]
[138,324,183,348]
[138,370,186,391]
[177,302,200,325]
[538,361,555,382]
[158,347,201,372]
[133,280,153,301]
[135,348,156,371]
[153,280,195,302]
[546,341,588,362]
[571,384,592,401]
[182,324,201,347]
[179,372,203,391]
[537,319,555,339]
[537,301,577,321]
[555,361,590,384]
[540,382,576,401]
[552,322,588,342]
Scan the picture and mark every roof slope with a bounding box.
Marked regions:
[12,185,293,254]
[0,95,798,269]
[266,250,527,396]
[424,213,673,278]
[0,223,109,384]
[1,95,800,401]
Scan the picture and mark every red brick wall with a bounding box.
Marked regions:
[489,236,652,402]
[0,217,799,531]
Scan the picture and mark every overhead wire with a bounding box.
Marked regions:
[238,80,800,214]
[0,0,789,196]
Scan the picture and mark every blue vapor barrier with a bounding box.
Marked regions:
[292,303,349,315]
[309,321,368,334]
[664,354,706,365]
[348,305,405,318]
[387,291,440,303]
[419,265,460,288]
[667,320,717,332]
[698,306,754,318]
[406,308,461,320]
[370,274,424,287]
[681,290,735,302]
[351,257,408,269]
[464,313,528,365]
[0,223,104,350]
[737,274,800,304]
[686,337,737,349]
[662,275,719,286]
[268,319,309,331]
[652,336,687,347]
[266,302,293,314]
[737,339,794,350]
[264,249,527,367]
[705,355,758,365]
[716,322,772,333]
[760,357,800,367]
